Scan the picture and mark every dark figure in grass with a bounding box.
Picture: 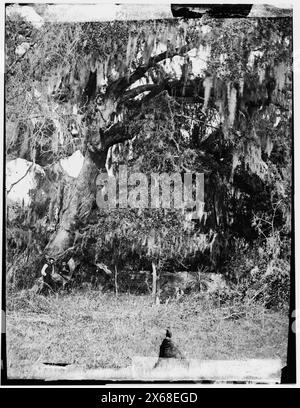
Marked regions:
[59,261,72,291]
[40,257,55,295]
[59,261,70,279]
[154,328,189,369]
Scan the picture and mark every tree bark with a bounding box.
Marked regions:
[45,150,102,257]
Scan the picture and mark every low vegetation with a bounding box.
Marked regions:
[6,289,288,379]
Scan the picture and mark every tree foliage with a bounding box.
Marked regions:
[6,13,292,307]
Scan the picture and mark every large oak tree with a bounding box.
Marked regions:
[6,14,292,274]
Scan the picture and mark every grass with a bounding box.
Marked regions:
[5,289,289,379]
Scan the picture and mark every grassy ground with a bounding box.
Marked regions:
[6,290,289,379]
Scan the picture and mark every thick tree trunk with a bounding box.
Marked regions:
[44,94,125,259]
[45,150,104,258]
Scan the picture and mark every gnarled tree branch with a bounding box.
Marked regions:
[107,43,195,97]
